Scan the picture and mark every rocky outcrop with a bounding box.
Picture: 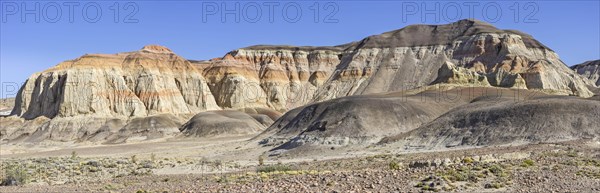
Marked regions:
[197,45,344,111]
[11,45,220,120]
[572,60,600,86]
[9,20,595,121]
[313,19,594,101]
[3,20,597,144]
[433,61,491,86]
[3,45,222,143]
[193,19,593,114]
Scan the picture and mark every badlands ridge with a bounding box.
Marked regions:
[1,19,598,154]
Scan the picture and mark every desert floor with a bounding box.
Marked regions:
[1,138,599,192]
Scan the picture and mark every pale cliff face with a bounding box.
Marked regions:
[572,60,600,87]
[4,20,598,144]
[11,20,594,121]
[11,45,220,120]
[313,20,594,101]
[200,47,343,111]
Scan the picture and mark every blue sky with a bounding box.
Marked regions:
[1,1,599,98]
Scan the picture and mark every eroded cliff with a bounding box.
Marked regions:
[3,19,597,144]
[313,19,594,101]
[12,45,220,119]
[572,60,600,87]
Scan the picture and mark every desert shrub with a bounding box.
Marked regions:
[1,165,29,186]
[150,153,156,162]
[485,182,504,189]
[443,169,468,182]
[462,157,474,164]
[521,159,535,167]
[258,155,265,166]
[256,164,296,173]
[414,181,424,187]
[131,155,138,164]
[389,161,401,170]
[488,164,504,176]
[71,151,78,159]
[216,176,230,183]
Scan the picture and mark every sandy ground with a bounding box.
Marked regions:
[0,134,386,166]
[0,139,598,192]
[1,132,599,191]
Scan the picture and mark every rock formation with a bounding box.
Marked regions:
[197,45,344,111]
[572,60,600,86]
[11,45,220,120]
[3,19,598,144]
[313,19,594,101]
[3,45,222,143]
[10,20,596,120]
[194,19,594,114]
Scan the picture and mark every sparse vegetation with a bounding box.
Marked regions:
[521,159,535,167]
[150,153,156,162]
[216,176,230,183]
[1,165,29,186]
[131,155,138,164]
[414,160,517,191]
[71,151,78,159]
[485,182,504,189]
[256,164,296,173]
[389,161,401,170]
[258,155,265,166]
[463,157,474,164]
[488,164,506,177]
[1,145,599,192]
[440,167,475,182]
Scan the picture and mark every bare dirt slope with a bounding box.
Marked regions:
[250,85,600,158]
[382,94,600,150]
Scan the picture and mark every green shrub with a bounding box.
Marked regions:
[488,164,504,176]
[131,155,138,164]
[443,169,468,182]
[256,164,296,173]
[389,161,401,170]
[1,165,29,186]
[415,182,424,187]
[462,157,474,164]
[485,182,504,189]
[521,159,535,167]
[216,176,229,183]
[258,155,265,166]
